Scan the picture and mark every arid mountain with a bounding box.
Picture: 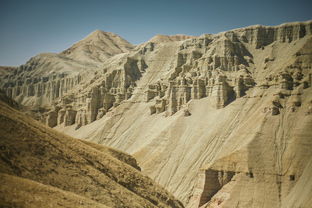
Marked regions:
[1,20,312,208]
[61,30,134,63]
[0,97,183,208]
[0,30,133,107]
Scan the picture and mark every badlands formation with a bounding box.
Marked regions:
[1,20,312,207]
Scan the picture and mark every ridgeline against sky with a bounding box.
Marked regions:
[0,0,311,66]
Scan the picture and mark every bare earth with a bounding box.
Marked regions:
[0,97,183,208]
[1,20,312,208]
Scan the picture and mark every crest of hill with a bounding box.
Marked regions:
[61,30,135,62]
[222,19,312,34]
[0,99,184,208]
[148,34,196,43]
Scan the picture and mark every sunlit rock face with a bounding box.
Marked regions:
[1,20,312,208]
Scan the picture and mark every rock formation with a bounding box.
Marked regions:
[1,20,312,208]
[0,98,183,208]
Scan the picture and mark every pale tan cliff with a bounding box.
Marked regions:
[1,20,312,208]
[0,30,134,108]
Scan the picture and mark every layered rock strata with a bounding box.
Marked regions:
[1,20,312,208]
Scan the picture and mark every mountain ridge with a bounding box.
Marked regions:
[61,29,134,62]
[0,20,312,208]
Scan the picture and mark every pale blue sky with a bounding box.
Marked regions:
[0,0,311,66]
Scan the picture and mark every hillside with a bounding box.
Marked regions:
[0,98,183,208]
[0,30,134,107]
[61,30,134,63]
[1,20,312,208]
[0,66,16,77]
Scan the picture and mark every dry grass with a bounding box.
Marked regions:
[0,100,184,208]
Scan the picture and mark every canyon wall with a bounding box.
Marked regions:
[1,21,312,207]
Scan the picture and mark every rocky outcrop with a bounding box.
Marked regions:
[1,20,312,208]
[148,54,254,114]
[148,34,195,44]
[190,168,235,207]
[38,56,144,128]
[238,22,312,49]
[0,30,135,108]
[146,23,312,115]
[61,20,312,208]
[0,66,17,77]
[3,73,82,105]
[209,75,235,109]
[2,21,311,120]
[46,110,57,127]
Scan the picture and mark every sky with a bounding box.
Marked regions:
[0,0,311,66]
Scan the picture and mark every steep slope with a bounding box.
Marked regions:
[0,89,19,109]
[0,30,133,107]
[52,20,312,207]
[0,100,183,208]
[0,66,16,77]
[1,173,108,208]
[148,34,195,43]
[62,30,134,63]
[1,20,312,208]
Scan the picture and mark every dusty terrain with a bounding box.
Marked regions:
[0,96,183,208]
[1,20,312,207]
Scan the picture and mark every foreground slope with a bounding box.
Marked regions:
[0,99,183,208]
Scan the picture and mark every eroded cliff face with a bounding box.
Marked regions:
[0,31,137,126]
[188,90,312,208]
[1,21,312,208]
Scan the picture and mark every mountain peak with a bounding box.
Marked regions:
[86,29,116,39]
[61,30,134,62]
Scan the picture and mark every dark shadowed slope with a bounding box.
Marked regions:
[0,98,184,208]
